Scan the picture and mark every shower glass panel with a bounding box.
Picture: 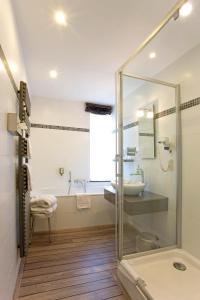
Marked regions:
[121,74,179,257]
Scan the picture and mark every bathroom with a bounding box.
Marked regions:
[1,0,200,299]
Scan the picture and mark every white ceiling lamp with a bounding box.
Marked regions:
[49,70,58,79]
[54,10,67,26]
[149,52,156,59]
[136,110,144,118]
[179,2,193,17]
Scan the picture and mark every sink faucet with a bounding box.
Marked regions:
[130,165,144,183]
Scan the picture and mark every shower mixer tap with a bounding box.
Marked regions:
[68,171,72,183]
[68,171,72,195]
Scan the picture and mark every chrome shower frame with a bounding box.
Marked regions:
[115,0,186,261]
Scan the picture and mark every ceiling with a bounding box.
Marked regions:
[12,0,178,104]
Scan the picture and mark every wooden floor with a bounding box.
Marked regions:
[17,226,130,300]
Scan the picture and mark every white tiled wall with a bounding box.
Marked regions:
[0,0,27,299]
[30,97,90,191]
[157,43,200,259]
[124,43,200,258]
[30,97,115,231]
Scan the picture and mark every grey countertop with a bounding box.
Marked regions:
[104,186,168,215]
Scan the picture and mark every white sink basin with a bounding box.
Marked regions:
[111,181,145,196]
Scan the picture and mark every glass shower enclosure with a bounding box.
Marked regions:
[116,74,181,259]
[115,0,185,260]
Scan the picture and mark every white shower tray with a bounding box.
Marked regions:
[118,248,200,300]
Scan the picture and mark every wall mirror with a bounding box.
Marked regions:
[138,103,155,159]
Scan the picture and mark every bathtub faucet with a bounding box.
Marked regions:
[74,179,87,193]
[68,171,72,195]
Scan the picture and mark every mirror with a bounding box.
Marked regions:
[138,104,155,159]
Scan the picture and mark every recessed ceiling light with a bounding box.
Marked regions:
[180,2,193,17]
[49,70,58,78]
[54,10,67,26]
[149,52,156,59]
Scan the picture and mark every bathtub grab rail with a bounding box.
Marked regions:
[120,261,154,300]
[135,278,154,300]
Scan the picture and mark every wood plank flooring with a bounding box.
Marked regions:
[17,226,130,300]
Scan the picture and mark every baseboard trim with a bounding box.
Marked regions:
[33,223,115,235]
[13,257,25,300]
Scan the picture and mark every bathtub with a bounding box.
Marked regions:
[118,248,200,300]
[34,181,109,196]
[31,182,115,232]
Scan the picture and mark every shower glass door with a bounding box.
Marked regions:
[116,72,181,259]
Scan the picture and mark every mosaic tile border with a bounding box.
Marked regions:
[180,97,200,111]
[123,121,138,130]
[139,133,154,137]
[31,123,89,132]
[31,97,200,133]
[124,96,200,130]
[154,107,176,119]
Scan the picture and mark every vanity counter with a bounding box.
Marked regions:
[104,186,168,215]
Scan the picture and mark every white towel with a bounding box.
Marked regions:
[31,203,57,215]
[76,194,91,209]
[30,194,57,208]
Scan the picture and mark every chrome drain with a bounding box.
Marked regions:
[173,262,187,271]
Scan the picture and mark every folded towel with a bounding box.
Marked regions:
[76,193,91,209]
[30,194,57,208]
[31,203,57,215]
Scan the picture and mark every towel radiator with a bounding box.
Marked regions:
[18,81,31,257]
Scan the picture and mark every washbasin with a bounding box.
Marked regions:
[111,181,145,196]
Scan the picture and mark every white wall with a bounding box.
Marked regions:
[0,0,27,299]
[30,97,90,191]
[124,43,200,258]
[30,97,115,231]
[151,43,200,258]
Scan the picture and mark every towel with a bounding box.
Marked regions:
[24,164,32,191]
[30,194,57,209]
[76,194,91,209]
[31,203,57,215]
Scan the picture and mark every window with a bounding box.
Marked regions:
[90,113,115,181]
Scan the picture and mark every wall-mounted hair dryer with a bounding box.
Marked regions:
[158,137,172,153]
[157,137,173,172]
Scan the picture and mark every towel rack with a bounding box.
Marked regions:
[18,81,31,257]
[0,45,32,257]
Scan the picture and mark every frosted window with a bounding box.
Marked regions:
[90,113,115,181]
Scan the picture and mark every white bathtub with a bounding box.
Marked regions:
[33,181,109,197]
[31,182,115,232]
[118,248,200,300]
